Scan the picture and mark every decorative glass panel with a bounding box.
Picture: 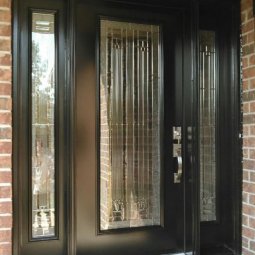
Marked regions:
[31,12,56,238]
[100,19,161,230]
[199,31,217,222]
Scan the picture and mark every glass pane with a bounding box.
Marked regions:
[100,19,161,230]
[199,31,217,222]
[31,12,56,238]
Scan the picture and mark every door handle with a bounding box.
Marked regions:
[173,127,182,183]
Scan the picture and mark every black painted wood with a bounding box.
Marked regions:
[199,1,241,254]
[74,2,190,254]
[13,0,67,254]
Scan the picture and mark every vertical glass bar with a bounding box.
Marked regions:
[100,20,161,230]
[199,31,217,222]
[31,12,56,238]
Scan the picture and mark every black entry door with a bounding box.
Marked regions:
[74,1,192,255]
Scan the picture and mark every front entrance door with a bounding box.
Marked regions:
[73,1,194,254]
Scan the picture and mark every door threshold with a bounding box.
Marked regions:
[162,252,193,255]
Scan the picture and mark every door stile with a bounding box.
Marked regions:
[66,0,76,254]
[188,0,200,254]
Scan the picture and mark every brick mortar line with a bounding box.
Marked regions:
[0,51,11,55]
[242,20,255,26]
[242,248,255,254]
[0,199,11,202]
[0,67,11,71]
[243,180,255,183]
[243,65,255,69]
[242,31,255,37]
[0,109,12,112]
[0,36,10,40]
[242,57,255,62]
[0,82,12,85]
[0,37,10,40]
[0,81,11,84]
[0,66,12,70]
[0,183,11,187]
[0,229,11,232]
[241,21,254,27]
[243,78,255,81]
[243,224,255,231]
[242,43,255,46]
[0,7,10,10]
[243,113,255,116]
[0,170,12,173]
[0,95,12,98]
[242,214,255,220]
[0,22,11,26]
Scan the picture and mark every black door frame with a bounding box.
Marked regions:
[199,1,241,254]
[12,0,241,254]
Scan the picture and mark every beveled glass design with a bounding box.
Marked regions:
[100,19,161,230]
[199,31,217,222]
[31,12,56,238]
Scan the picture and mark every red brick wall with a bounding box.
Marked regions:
[242,0,255,254]
[0,0,12,255]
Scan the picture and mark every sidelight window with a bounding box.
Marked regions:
[31,12,56,238]
[199,31,217,222]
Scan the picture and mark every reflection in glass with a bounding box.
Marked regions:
[100,20,161,230]
[31,12,56,238]
[199,31,217,221]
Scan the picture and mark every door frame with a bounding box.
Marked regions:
[12,0,241,254]
[198,1,242,253]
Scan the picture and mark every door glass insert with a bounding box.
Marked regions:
[199,31,217,222]
[100,19,162,230]
[31,12,56,238]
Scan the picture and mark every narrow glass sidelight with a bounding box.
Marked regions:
[31,12,56,238]
[199,31,217,222]
[100,19,162,230]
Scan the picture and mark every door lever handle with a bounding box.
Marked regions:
[173,127,182,183]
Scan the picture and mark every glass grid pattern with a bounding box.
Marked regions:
[100,20,162,230]
[31,12,56,238]
[199,30,217,222]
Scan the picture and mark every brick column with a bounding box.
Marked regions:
[0,0,12,255]
[241,0,255,254]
